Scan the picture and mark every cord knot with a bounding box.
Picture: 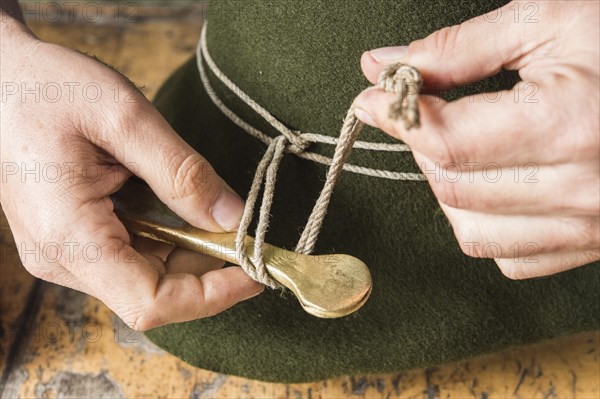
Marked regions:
[377,62,423,130]
[284,133,311,154]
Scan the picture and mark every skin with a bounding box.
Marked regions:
[1,1,264,331]
[354,1,599,279]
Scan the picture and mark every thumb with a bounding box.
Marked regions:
[361,1,546,90]
[97,100,244,233]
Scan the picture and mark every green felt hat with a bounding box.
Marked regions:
[146,0,600,383]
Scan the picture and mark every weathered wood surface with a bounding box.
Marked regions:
[1,3,599,398]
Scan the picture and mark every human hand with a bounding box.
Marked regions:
[353,1,599,279]
[0,16,263,330]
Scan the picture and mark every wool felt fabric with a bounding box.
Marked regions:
[145,0,600,383]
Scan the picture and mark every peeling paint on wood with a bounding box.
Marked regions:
[190,374,228,399]
[35,371,124,399]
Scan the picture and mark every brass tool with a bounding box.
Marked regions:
[111,179,372,318]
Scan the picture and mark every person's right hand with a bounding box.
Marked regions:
[1,16,264,330]
[354,0,599,279]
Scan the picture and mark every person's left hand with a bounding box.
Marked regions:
[352,0,599,279]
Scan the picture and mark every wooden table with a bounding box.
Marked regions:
[1,3,599,398]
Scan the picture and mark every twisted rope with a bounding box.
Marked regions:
[235,136,287,287]
[197,22,427,181]
[296,67,422,254]
[197,22,423,287]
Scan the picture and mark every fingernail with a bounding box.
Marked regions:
[211,187,245,231]
[369,46,408,63]
[355,108,377,128]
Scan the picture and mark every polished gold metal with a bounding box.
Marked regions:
[111,180,372,318]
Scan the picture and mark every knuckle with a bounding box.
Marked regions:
[192,274,234,319]
[497,260,529,280]
[453,220,486,258]
[432,178,468,209]
[103,96,146,138]
[168,152,217,203]
[423,25,462,63]
[125,309,162,332]
[191,276,215,319]
[459,242,483,259]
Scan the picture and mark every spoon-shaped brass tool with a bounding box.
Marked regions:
[111,179,372,318]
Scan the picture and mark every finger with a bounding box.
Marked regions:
[442,204,600,258]
[62,202,263,330]
[74,238,263,331]
[360,46,407,85]
[495,250,600,280]
[414,151,599,216]
[132,236,225,275]
[352,83,591,167]
[165,247,225,276]
[361,2,554,89]
[139,266,264,330]
[87,92,245,233]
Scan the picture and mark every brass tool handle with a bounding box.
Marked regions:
[111,179,372,318]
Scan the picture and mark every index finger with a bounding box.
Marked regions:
[352,82,582,167]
